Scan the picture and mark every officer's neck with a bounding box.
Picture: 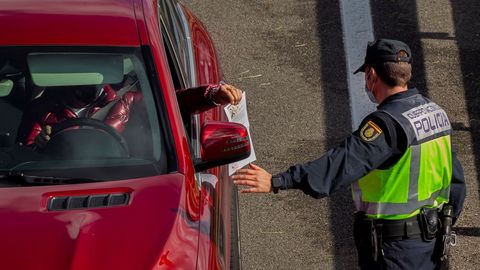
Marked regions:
[374,81,408,104]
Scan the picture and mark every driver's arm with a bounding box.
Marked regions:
[32,125,52,148]
[17,105,62,148]
[103,91,143,133]
[176,84,242,116]
[22,122,43,146]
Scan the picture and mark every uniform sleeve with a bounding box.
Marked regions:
[275,114,399,198]
[449,152,466,224]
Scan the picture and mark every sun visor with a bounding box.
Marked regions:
[28,53,124,87]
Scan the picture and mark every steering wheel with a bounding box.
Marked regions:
[48,118,129,155]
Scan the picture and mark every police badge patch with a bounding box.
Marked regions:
[360,121,382,142]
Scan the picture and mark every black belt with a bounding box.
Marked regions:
[354,212,422,240]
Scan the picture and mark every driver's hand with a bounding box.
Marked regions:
[210,84,243,106]
[34,125,52,148]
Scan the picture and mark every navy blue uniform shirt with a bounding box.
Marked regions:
[275,88,466,220]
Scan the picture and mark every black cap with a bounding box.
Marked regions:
[353,39,412,74]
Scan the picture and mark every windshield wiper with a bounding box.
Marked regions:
[0,172,102,185]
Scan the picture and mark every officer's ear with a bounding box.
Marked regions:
[365,67,372,81]
[366,66,377,82]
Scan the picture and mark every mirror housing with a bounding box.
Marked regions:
[194,121,251,172]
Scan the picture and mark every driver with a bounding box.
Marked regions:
[18,83,140,148]
[18,82,242,149]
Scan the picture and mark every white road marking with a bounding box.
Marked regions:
[339,0,377,130]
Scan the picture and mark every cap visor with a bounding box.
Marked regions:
[353,64,366,74]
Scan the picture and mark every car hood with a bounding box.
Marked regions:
[0,174,200,270]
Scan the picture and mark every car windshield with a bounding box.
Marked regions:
[0,47,167,185]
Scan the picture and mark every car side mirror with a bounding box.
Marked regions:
[194,121,251,172]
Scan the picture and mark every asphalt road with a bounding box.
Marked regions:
[185,1,480,269]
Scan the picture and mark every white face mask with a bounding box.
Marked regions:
[365,85,377,103]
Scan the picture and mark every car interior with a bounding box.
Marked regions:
[0,48,166,182]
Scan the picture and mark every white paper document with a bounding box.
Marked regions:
[224,92,256,175]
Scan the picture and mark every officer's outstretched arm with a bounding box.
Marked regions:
[233,163,273,193]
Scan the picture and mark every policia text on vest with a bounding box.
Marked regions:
[403,102,451,141]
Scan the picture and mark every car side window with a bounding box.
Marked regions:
[159,0,202,162]
[158,0,189,85]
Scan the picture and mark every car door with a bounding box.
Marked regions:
[158,1,234,269]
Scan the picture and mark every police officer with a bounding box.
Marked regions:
[232,39,466,270]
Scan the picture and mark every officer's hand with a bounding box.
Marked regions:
[35,125,52,148]
[211,84,243,105]
[232,163,272,193]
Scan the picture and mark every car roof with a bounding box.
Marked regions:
[0,0,141,46]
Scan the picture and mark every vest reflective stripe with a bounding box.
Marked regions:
[352,184,450,219]
[353,135,452,219]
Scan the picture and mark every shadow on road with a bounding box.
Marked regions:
[315,1,356,269]
[454,227,480,237]
[370,0,429,96]
[450,0,480,200]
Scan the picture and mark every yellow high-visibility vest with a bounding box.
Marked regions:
[352,95,453,220]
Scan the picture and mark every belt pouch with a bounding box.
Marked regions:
[419,208,439,241]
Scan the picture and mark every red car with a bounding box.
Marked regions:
[0,0,249,269]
